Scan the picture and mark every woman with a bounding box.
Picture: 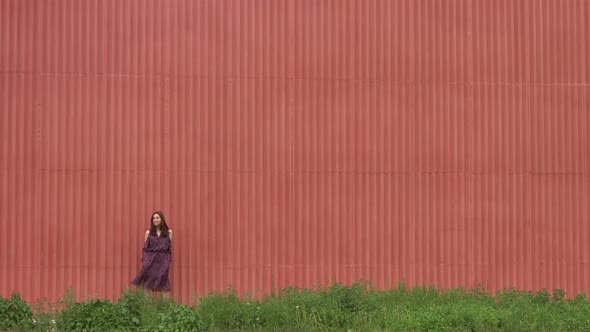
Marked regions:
[131,211,173,292]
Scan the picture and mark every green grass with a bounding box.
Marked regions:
[2,282,590,331]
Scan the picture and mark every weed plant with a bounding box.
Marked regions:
[0,292,34,331]
[2,282,590,331]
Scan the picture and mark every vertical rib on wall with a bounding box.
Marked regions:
[0,0,589,304]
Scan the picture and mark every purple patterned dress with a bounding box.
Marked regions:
[131,234,172,291]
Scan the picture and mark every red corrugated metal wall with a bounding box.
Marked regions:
[1,0,589,304]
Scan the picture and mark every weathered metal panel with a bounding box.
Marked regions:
[1,0,589,304]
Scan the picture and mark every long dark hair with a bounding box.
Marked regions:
[149,211,170,237]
